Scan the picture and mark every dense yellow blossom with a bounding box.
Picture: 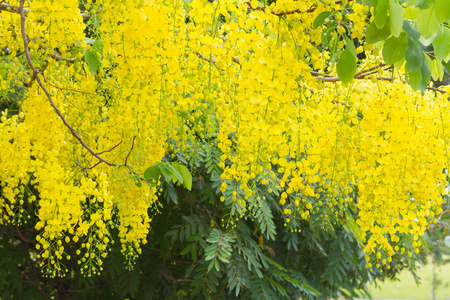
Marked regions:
[1,0,449,276]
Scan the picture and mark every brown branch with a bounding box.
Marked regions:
[317,74,395,82]
[355,63,387,77]
[27,37,77,63]
[244,0,353,16]
[1,2,29,14]
[426,86,447,94]
[27,61,48,88]
[124,136,136,166]
[332,100,351,109]
[206,0,352,17]
[47,84,97,96]
[315,72,447,94]
[150,248,194,264]
[310,70,334,77]
[1,2,89,18]
[203,206,221,229]
[356,70,382,78]
[97,141,123,155]
[157,266,194,283]
[196,52,223,71]
[19,0,117,169]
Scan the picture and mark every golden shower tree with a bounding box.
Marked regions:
[0,0,450,298]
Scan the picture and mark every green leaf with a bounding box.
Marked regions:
[214,259,220,272]
[144,165,161,181]
[337,47,357,84]
[409,69,422,91]
[430,57,444,81]
[84,50,101,75]
[207,260,215,271]
[375,0,388,29]
[159,164,173,182]
[404,6,419,19]
[300,282,321,296]
[434,26,450,62]
[180,244,194,255]
[402,20,421,41]
[366,21,391,44]
[342,212,364,246]
[313,11,331,29]
[167,163,184,184]
[265,276,287,294]
[382,32,408,65]
[178,164,192,190]
[389,0,404,37]
[416,4,440,39]
[435,0,450,22]
[93,38,104,53]
[405,37,424,72]
[419,57,431,94]
[415,0,434,9]
[344,36,356,58]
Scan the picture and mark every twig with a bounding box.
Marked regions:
[124,136,136,166]
[203,206,221,229]
[1,2,89,18]
[0,2,29,14]
[26,61,48,88]
[196,52,223,71]
[47,84,97,95]
[244,0,353,16]
[317,75,394,82]
[426,86,447,94]
[157,266,194,283]
[310,71,334,77]
[149,248,194,264]
[97,141,123,155]
[355,63,387,77]
[27,37,76,63]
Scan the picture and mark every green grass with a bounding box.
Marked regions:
[368,262,450,300]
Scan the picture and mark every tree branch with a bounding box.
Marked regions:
[124,136,136,166]
[2,2,89,18]
[19,0,117,168]
[245,0,353,16]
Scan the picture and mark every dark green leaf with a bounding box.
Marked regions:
[409,69,422,91]
[405,38,424,72]
[382,32,408,65]
[419,57,431,94]
[403,20,421,41]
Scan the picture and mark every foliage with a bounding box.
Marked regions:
[0,0,450,298]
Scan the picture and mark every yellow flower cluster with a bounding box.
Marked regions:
[0,0,449,275]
